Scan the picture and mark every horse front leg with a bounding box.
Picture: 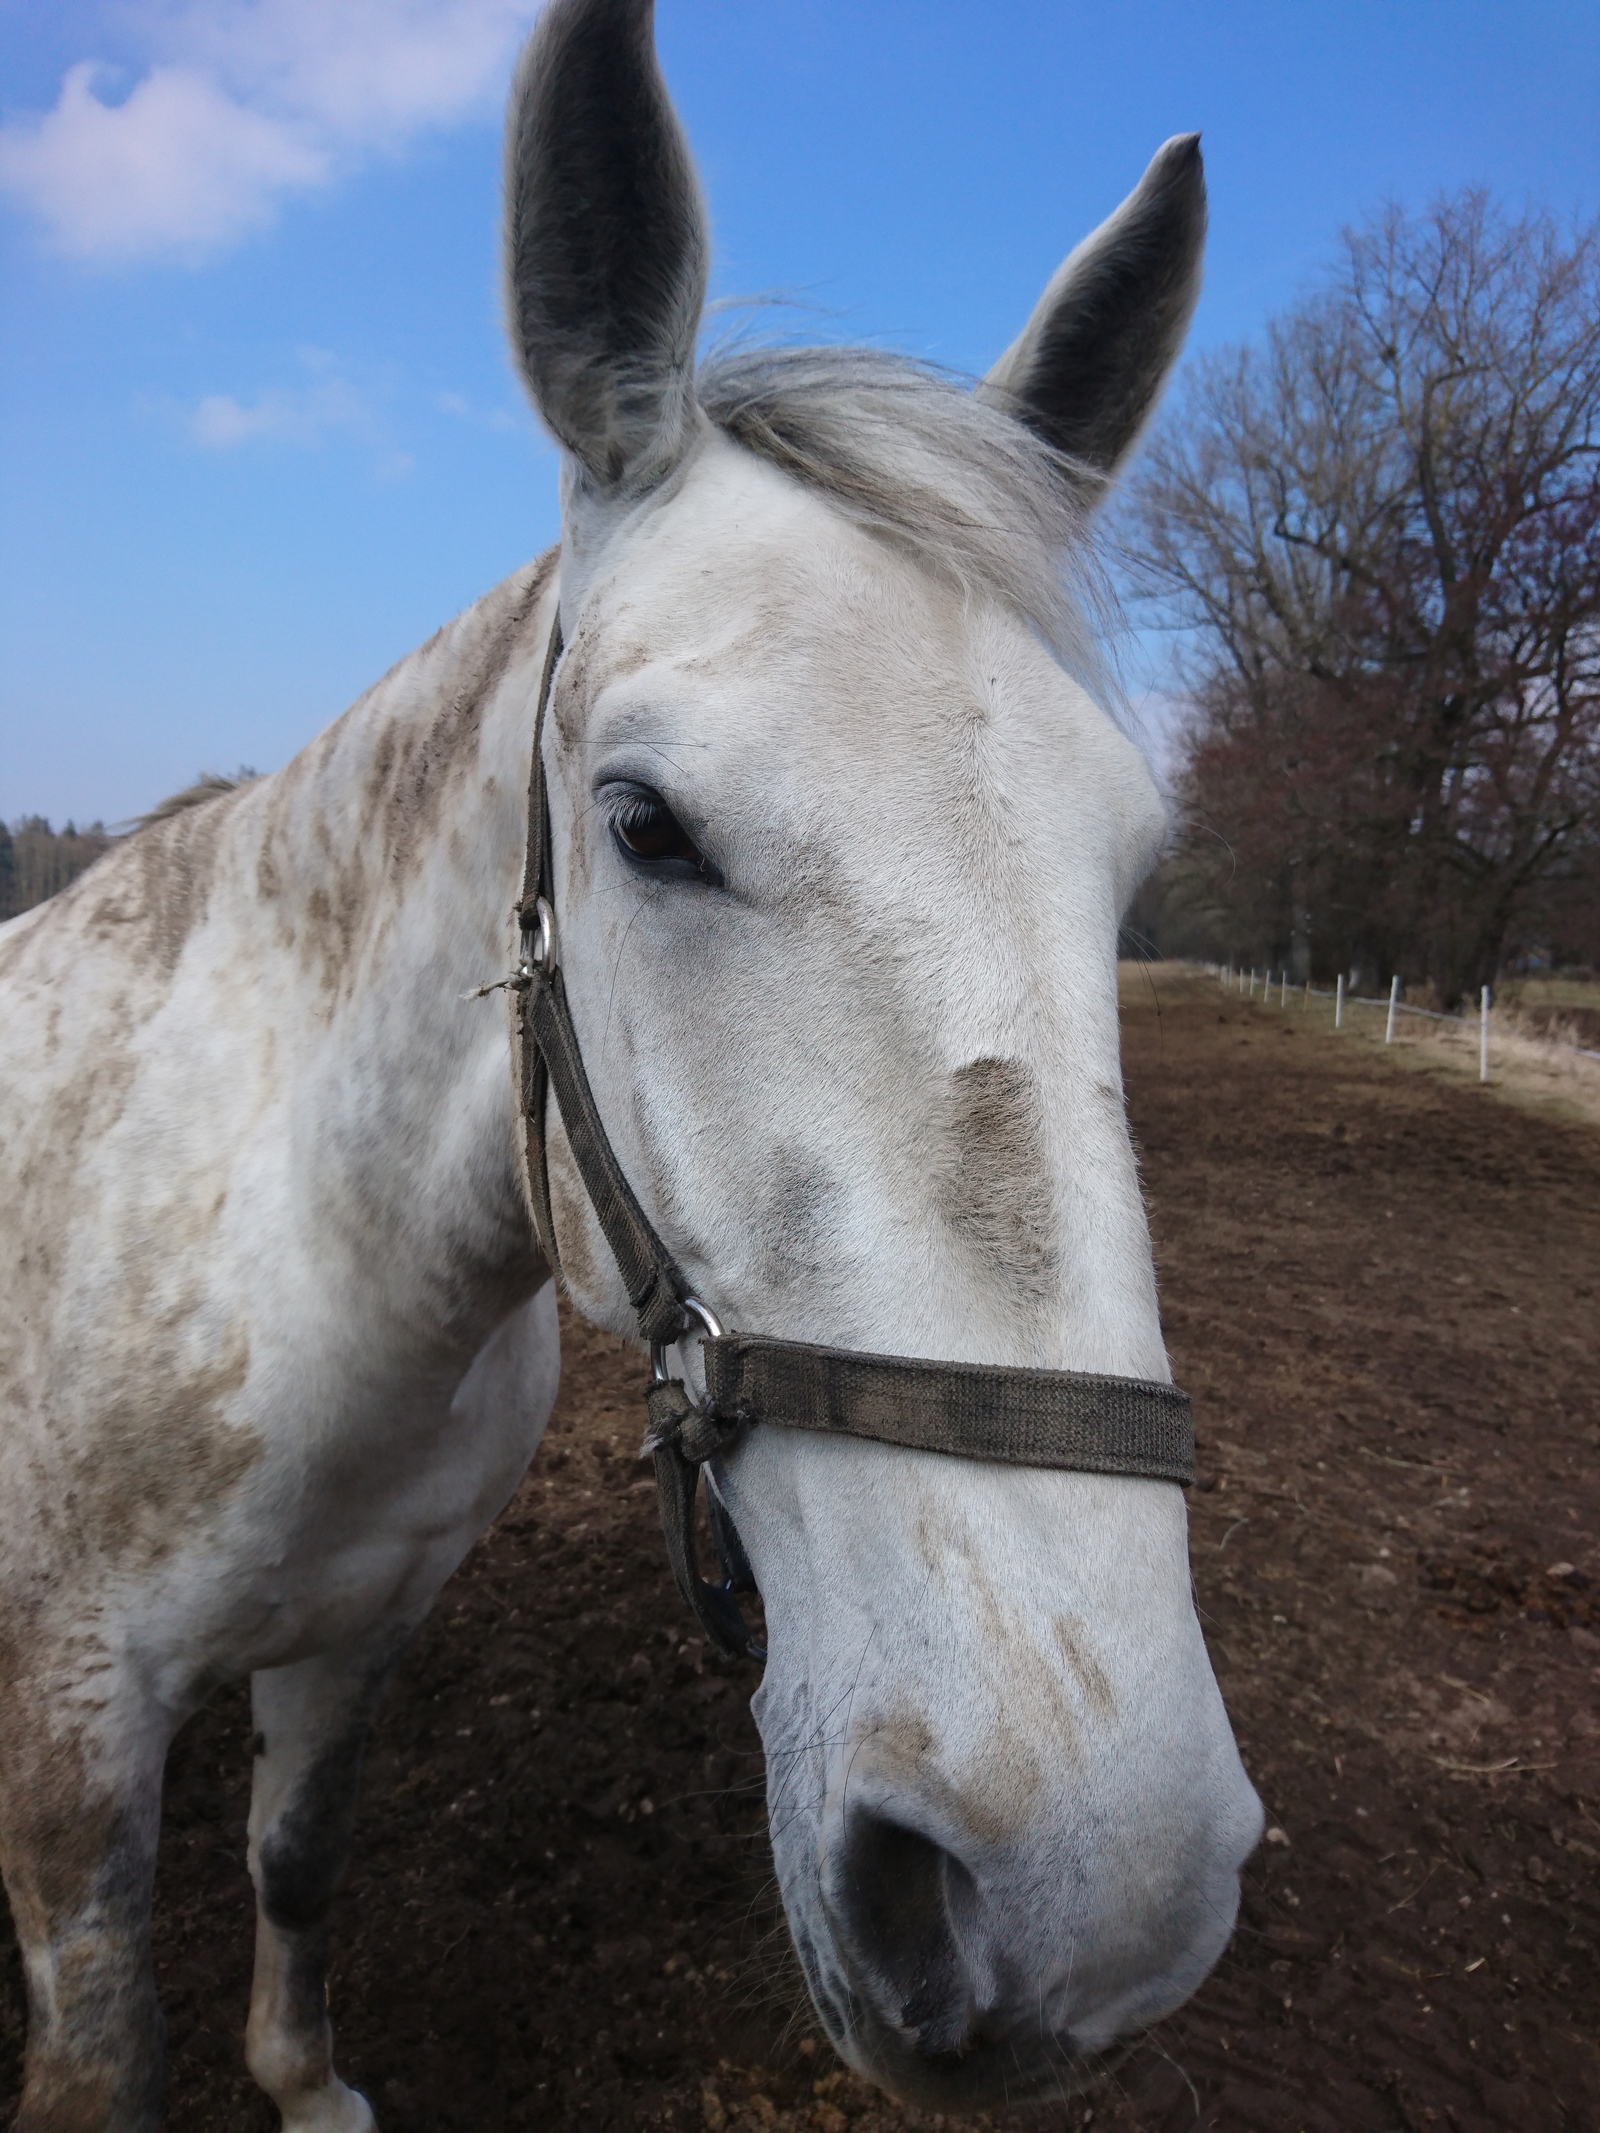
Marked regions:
[0,1672,171,2133]
[244,1621,417,2133]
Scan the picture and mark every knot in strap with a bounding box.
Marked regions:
[642,1377,697,1454]
[643,1377,744,1464]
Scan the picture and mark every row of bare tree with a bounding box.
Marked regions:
[1122,191,1600,1005]
[0,818,115,924]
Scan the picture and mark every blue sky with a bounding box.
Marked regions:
[3,0,1597,826]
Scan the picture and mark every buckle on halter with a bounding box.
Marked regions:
[646,1297,737,1461]
[518,895,558,979]
[649,1295,724,1385]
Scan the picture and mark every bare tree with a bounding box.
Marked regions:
[1124,192,1600,1002]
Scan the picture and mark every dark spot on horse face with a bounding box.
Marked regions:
[1052,1615,1117,1720]
[754,1149,843,1290]
[864,1703,936,1776]
[549,610,656,749]
[935,1058,1057,1299]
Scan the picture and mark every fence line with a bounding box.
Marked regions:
[1211,964,1600,1078]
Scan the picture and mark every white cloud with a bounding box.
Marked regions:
[187,349,374,448]
[436,388,522,433]
[0,60,327,261]
[190,380,363,448]
[0,1,539,264]
[175,0,541,146]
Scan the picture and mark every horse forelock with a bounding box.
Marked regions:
[697,344,1122,718]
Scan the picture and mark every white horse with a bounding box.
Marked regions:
[0,1,1260,2124]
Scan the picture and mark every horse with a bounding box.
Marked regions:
[0,1,1261,2123]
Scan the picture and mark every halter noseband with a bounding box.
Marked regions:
[509,615,1193,1662]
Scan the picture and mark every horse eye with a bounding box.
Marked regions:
[609,789,723,885]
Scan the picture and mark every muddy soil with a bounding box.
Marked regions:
[3,973,1597,2131]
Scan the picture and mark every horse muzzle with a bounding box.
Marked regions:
[797,1748,1260,2107]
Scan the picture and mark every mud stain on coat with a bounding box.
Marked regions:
[934,1057,1056,1302]
[65,1323,260,1572]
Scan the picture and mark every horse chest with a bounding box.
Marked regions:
[174,1289,560,1676]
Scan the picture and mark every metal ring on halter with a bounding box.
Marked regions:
[651,1295,725,1384]
[521,895,557,977]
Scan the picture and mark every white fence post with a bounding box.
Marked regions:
[1335,973,1344,1028]
[1281,972,1288,1008]
[1480,985,1491,1082]
[1385,975,1400,1044]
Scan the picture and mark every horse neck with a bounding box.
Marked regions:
[246,554,558,1345]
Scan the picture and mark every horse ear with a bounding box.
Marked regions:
[983,135,1206,498]
[504,0,708,501]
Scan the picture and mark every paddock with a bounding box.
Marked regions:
[3,966,1594,2131]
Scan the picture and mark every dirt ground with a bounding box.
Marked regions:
[3,970,1597,2131]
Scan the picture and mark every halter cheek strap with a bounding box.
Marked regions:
[510,614,1193,1663]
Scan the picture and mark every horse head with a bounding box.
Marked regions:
[504,0,1260,2101]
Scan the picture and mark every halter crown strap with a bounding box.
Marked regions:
[511,610,1193,1663]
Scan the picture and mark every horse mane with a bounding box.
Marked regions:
[697,343,1119,705]
[129,772,258,835]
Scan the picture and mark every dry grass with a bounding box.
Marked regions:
[1495,971,1600,1016]
[1123,961,1600,1132]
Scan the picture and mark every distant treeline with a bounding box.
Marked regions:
[0,817,117,923]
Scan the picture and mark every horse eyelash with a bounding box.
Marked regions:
[604,787,725,887]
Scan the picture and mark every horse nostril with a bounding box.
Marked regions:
[835,1812,979,2058]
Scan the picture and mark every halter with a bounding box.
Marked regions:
[509,615,1193,1661]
